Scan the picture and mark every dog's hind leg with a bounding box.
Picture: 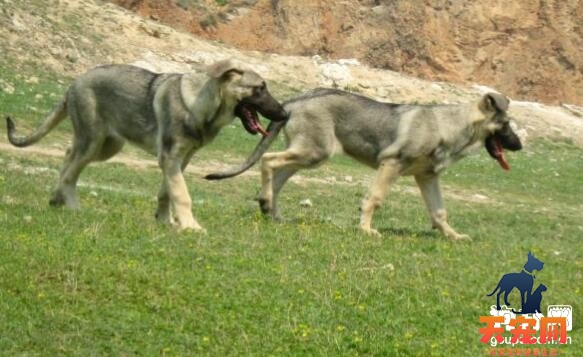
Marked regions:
[50,136,104,208]
[360,158,401,236]
[50,91,110,208]
[268,167,298,220]
[504,291,512,307]
[414,174,471,241]
[96,136,125,161]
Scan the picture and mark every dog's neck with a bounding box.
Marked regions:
[182,76,228,122]
[522,268,535,278]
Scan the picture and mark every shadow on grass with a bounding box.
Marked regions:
[259,212,440,240]
[377,226,440,239]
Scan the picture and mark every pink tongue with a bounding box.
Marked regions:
[495,139,510,170]
[244,107,268,137]
[254,121,268,137]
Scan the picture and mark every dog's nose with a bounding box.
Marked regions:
[275,108,288,122]
[262,105,287,122]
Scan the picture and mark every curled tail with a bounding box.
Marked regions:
[205,120,286,180]
[6,98,68,147]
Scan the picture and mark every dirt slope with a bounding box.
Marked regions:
[111,0,583,106]
[1,0,582,148]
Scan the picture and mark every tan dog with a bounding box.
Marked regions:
[6,60,287,232]
[206,89,522,240]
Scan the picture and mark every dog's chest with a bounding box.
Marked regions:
[182,110,234,146]
[209,111,235,130]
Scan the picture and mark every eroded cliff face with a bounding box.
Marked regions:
[112,0,583,105]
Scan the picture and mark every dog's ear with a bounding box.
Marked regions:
[480,92,509,113]
[207,59,244,80]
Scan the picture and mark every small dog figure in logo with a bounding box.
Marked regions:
[512,284,547,314]
[487,251,545,311]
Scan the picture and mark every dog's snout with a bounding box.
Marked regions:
[498,123,522,151]
[260,106,287,122]
[258,97,288,122]
[274,106,288,122]
[503,132,522,151]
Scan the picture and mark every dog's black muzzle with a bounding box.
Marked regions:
[484,122,522,170]
[243,88,287,122]
[235,88,287,136]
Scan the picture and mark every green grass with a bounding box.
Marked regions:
[1,70,582,355]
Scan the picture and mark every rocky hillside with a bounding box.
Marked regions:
[111,0,583,106]
[1,0,582,148]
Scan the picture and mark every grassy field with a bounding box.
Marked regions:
[1,68,581,356]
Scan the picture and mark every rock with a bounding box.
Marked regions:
[338,58,360,66]
[371,5,389,16]
[319,62,352,87]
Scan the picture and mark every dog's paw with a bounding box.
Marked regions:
[194,227,208,235]
[49,191,78,208]
[256,197,272,214]
[49,197,65,207]
[178,224,207,235]
[449,233,472,242]
[155,212,174,225]
[361,227,382,237]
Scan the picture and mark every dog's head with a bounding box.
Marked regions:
[208,60,287,136]
[478,93,522,170]
[524,251,545,273]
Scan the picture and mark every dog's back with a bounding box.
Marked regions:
[67,65,170,147]
[282,89,475,172]
[283,89,408,167]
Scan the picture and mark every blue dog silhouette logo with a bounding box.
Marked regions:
[487,251,545,313]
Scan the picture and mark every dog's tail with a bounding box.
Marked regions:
[6,98,68,147]
[205,120,286,180]
[486,285,500,297]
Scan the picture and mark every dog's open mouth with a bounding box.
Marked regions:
[485,136,510,170]
[235,103,268,137]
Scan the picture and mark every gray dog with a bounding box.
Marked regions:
[206,88,522,240]
[6,60,287,233]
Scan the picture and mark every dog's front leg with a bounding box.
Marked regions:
[159,150,206,233]
[156,146,198,224]
[259,152,277,217]
[521,291,527,311]
[360,158,401,236]
[259,151,301,220]
[414,174,471,241]
[522,289,531,311]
